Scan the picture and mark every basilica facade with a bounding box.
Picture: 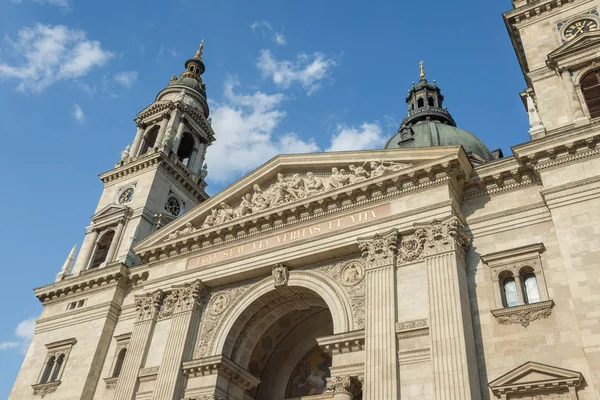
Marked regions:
[9,1,600,399]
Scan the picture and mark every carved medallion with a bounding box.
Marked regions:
[208,293,230,316]
[340,262,365,286]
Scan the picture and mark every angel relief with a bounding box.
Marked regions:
[170,160,412,235]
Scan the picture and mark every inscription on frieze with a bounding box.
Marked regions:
[187,203,391,269]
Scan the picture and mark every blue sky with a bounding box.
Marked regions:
[0,0,528,396]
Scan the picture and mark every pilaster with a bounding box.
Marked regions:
[113,290,163,400]
[416,216,481,400]
[152,280,206,400]
[326,375,362,400]
[357,229,399,400]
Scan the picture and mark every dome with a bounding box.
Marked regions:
[167,77,206,97]
[384,120,494,162]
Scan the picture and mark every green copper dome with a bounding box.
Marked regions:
[384,120,494,162]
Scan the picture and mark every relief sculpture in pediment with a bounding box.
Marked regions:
[180,160,411,235]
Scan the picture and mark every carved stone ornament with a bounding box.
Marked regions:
[358,230,398,268]
[104,377,118,390]
[167,160,412,238]
[511,394,570,400]
[159,280,206,319]
[32,381,61,398]
[491,300,554,327]
[208,293,230,316]
[134,290,163,322]
[340,261,365,287]
[326,375,361,395]
[272,263,289,288]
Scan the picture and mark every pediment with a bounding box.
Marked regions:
[547,31,600,68]
[91,204,131,226]
[489,361,583,396]
[134,146,471,258]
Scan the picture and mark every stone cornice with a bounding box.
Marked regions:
[512,124,600,170]
[465,157,539,200]
[34,264,148,304]
[135,150,471,263]
[182,355,260,390]
[396,318,430,339]
[100,150,208,201]
[504,0,585,26]
[480,243,545,265]
[317,329,365,355]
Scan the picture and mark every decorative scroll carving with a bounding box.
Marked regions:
[358,230,398,268]
[104,377,118,390]
[272,263,289,287]
[319,260,366,329]
[397,216,469,265]
[138,366,159,376]
[167,160,412,238]
[158,280,205,319]
[396,318,427,331]
[326,375,362,395]
[32,382,60,398]
[134,290,163,322]
[491,300,554,327]
[511,394,570,400]
[195,283,255,358]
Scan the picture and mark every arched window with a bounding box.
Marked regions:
[428,97,435,107]
[89,231,115,269]
[523,274,541,304]
[503,278,519,308]
[50,354,64,382]
[581,69,600,119]
[112,348,127,378]
[417,98,424,108]
[40,356,55,384]
[140,127,159,155]
[177,133,195,166]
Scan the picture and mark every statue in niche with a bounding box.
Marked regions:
[272,264,289,287]
[199,163,208,181]
[121,145,131,162]
[305,172,325,196]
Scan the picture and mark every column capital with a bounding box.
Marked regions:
[134,290,163,322]
[326,375,361,396]
[357,229,398,269]
[158,280,206,319]
[398,215,469,265]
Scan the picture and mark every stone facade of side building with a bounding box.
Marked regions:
[9,1,600,399]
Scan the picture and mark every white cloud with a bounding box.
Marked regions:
[34,0,70,11]
[0,24,112,92]
[158,45,177,57]
[251,21,287,46]
[114,71,138,88]
[273,32,287,46]
[257,49,336,95]
[327,122,386,152]
[0,341,19,350]
[72,103,84,123]
[205,78,319,183]
[1,316,37,354]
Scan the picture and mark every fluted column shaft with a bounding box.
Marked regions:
[358,230,398,400]
[152,281,204,400]
[114,291,162,400]
[423,218,480,400]
[171,117,187,155]
[561,69,585,121]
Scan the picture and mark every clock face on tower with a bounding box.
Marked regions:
[118,187,134,204]
[563,19,598,40]
[165,196,181,216]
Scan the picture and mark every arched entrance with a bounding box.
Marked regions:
[223,286,334,400]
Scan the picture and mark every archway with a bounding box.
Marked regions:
[223,286,334,400]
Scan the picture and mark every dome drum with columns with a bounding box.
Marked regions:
[10,5,600,399]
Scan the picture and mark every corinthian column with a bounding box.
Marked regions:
[357,230,398,400]
[326,375,361,400]
[419,216,481,400]
[113,290,163,400]
[152,280,206,400]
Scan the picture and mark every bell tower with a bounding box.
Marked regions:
[63,42,216,278]
[504,0,600,139]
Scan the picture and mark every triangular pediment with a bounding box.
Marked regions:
[135,146,471,256]
[91,204,131,225]
[489,361,583,395]
[548,31,600,66]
